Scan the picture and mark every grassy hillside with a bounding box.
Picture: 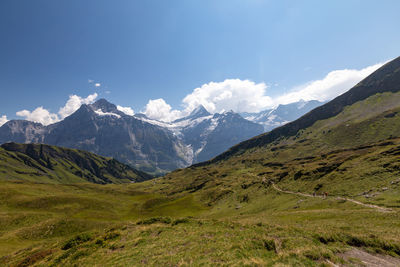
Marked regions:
[0,143,152,184]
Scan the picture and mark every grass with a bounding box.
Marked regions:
[3,188,400,266]
[0,180,210,263]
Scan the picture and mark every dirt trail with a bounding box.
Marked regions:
[271,184,392,212]
[338,248,400,267]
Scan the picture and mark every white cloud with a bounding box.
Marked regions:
[58,93,98,119]
[144,98,182,122]
[182,79,273,114]
[16,93,98,126]
[16,107,59,125]
[274,62,385,105]
[0,115,8,127]
[88,79,101,87]
[117,105,134,116]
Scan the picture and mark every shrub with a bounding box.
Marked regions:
[95,239,104,246]
[263,239,277,252]
[172,218,190,226]
[62,233,93,250]
[104,232,121,240]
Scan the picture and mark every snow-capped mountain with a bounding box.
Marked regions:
[242,100,324,131]
[135,105,264,163]
[0,100,263,174]
[0,99,193,175]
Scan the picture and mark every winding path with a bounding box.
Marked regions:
[271,183,393,212]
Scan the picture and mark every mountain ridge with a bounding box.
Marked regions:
[0,142,152,184]
[243,100,324,131]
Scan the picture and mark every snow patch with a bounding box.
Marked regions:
[195,141,208,156]
[205,117,219,134]
[94,109,121,118]
[136,114,214,136]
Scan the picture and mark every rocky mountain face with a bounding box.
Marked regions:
[242,100,324,131]
[182,111,265,162]
[0,120,46,144]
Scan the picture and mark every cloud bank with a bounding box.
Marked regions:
[274,63,384,105]
[7,61,386,124]
[16,93,98,125]
[143,61,385,121]
[0,115,8,127]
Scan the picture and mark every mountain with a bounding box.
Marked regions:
[178,110,264,163]
[44,101,193,174]
[242,100,324,131]
[0,100,191,175]
[0,142,151,184]
[0,101,263,174]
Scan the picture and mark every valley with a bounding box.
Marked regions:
[1,57,400,266]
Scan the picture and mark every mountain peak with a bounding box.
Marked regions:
[189,105,211,118]
[173,105,211,123]
[90,98,118,113]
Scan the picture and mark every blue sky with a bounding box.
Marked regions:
[1,0,400,124]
